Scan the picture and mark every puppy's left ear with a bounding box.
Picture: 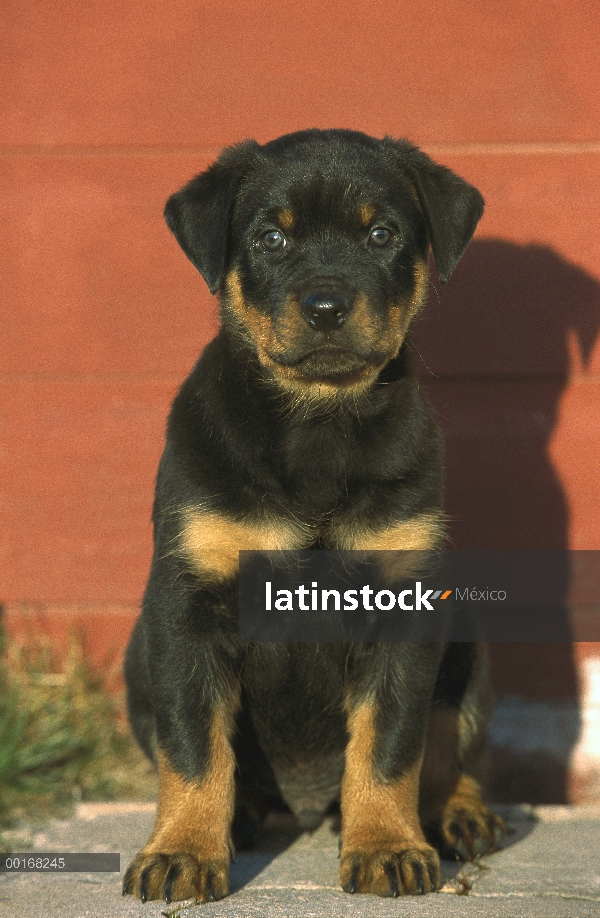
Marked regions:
[164,140,260,294]
[400,145,484,283]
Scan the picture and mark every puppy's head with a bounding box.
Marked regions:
[165,130,483,403]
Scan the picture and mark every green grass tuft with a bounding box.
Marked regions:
[0,628,156,846]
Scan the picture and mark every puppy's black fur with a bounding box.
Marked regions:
[123,130,502,904]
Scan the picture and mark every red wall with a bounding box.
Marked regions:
[2,0,600,801]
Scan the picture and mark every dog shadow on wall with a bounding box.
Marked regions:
[413,238,600,803]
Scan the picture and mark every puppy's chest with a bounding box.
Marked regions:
[279,419,357,477]
[176,399,440,578]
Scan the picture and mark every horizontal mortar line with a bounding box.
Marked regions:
[0,374,185,385]
[1,373,598,385]
[472,891,600,901]
[240,882,488,895]
[4,603,144,609]
[2,142,600,157]
[418,373,600,383]
[0,145,224,158]
[6,601,141,609]
[239,883,339,891]
[427,142,600,156]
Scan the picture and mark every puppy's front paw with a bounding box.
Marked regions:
[122,851,229,904]
[340,842,440,896]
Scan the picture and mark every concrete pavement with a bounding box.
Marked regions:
[2,803,600,917]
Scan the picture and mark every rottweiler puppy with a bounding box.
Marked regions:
[123,129,503,904]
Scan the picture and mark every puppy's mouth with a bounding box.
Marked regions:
[268,346,382,384]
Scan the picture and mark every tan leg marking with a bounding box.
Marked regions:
[123,706,238,903]
[340,701,440,896]
[180,507,311,581]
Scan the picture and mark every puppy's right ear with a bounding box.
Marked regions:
[164,140,260,294]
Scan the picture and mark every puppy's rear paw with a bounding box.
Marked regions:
[123,851,229,904]
[442,797,506,860]
[340,843,440,896]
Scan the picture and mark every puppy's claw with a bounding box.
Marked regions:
[384,861,399,897]
[163,861,181,905]
[346,863,360,894]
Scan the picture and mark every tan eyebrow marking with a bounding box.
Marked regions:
[278,207,294,230]
[359,203,376,226]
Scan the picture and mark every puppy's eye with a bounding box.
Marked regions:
[368,227,393,248]
[260,230,287,252]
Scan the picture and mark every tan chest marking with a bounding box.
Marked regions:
[330,510,444,552]
[329,511,445,582]
[180,507,311,581]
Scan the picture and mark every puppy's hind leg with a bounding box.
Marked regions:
[420,643,506,860]
[124,615,156,763]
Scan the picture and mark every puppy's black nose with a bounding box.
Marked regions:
[301,291,351,331]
